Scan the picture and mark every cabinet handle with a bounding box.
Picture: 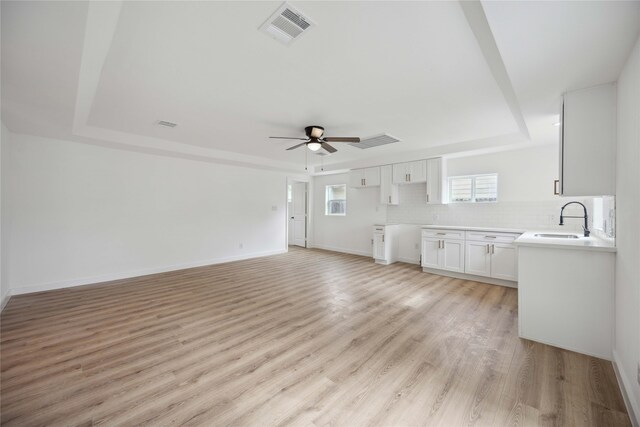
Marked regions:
[486,244,489,254]
[388,195,391,203]
[491,244,495,254]
[408,173,411,182]
[554,179,559,195]
[364,179,366,186]
[436,232,446,235]
[426,194,430,202]
[438,240,442,249]
[382,235,385,243]
[441,240,445,249]
[485,236,497,239]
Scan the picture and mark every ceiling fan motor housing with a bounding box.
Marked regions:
[305,126,324,139]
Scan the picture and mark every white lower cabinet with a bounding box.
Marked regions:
[373,224,399,265]
[421,228,521,286]
[421,237,464,273]
[465,241,517,281]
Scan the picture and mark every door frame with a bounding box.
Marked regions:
[286,176,311,250]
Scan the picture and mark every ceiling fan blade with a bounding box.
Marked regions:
[286,142,307,151]
[323,137,361,143]
[269,136,308,140]
[321,142,337,153]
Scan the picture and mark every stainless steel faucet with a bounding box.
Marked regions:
[559,201,590,237]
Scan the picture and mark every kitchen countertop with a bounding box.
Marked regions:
[514,231,616,253]
[421,225,526,234]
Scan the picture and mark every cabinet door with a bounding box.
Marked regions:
[561,83,616,196]
[441,239,464,272]
[349,169,365,188]
[364,167,381,187]
[426,158,442,204]
[373,233,386,260]
[490,243,518,281]
[408,160,427,183]
[421,238,440,268]
[380,165,399,205]
[465,241,491,277]
[392,163,408,184]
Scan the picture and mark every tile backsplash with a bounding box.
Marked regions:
[387,183,602,233]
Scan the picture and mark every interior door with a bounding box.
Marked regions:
[373,233,385,260]
[291,182,307,247]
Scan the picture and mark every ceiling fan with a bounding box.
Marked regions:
[269,126,361,153]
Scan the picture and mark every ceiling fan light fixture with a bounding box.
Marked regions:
[307,141,322,151]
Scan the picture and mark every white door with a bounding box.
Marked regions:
[408,160,427,183]
[421,238,440,268]
[364,167,381,187]
[373,233,386,260]
[291,182,307,247]
[465,241,491,277]
[349,169,365,188]
[392,163,409,184]
[380,165,399,205]
[441,239,465,272]
[490,243,518,281]
[426,158,442,204]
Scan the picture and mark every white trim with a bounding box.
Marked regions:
[613,349,640,426]
[8,249,287,296]
[397,256,420,265]
[311,244,371,258]
[1,292,12,312]
[421,267,518,289]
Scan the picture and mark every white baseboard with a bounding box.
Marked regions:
[397,256,420,265]
[310,244,371,258]
[8,248,288,296]
[613,349,640,426]
[1,291,11,312]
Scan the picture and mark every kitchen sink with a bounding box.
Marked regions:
[534,233,580,239]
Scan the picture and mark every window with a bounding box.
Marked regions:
[325,184,346,215]
[448,174,498,203]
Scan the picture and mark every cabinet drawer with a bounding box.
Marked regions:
[373,226,385,234]
[422,229,465,240]
[465,231,520,243]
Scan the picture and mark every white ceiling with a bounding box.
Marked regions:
[2,1,639,173]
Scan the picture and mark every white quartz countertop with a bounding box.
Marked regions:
[514,231,616,253]
[420,225,526,234]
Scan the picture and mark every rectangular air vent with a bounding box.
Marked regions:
[157,120,177,128]
[259,3,314,45]
[349,133,401,149]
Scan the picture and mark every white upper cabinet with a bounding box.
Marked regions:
[392,160,426,184]
[379,165,399,205]
[560,83,616,196]
[426,157,443,204]
[349,167,381,188]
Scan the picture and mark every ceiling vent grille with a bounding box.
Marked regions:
[259,3,314,45]
[157,120,177,128]
[350,133,401,149]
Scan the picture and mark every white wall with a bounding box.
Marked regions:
[0,123,9,306]
[614,36,640,423]
[446,144,559,202]
[312,173,385,256]
[3,132,289,294]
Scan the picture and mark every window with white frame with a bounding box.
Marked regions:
[448,174,498,203]
[325,184,346,215]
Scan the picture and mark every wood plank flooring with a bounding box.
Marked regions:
[0,247,630,426]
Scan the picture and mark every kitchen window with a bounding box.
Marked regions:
[325,184,346,215]
[448,174,498,203]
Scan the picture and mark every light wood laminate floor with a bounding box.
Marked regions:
[0,247,630,426]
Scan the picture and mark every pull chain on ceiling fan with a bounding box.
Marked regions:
[269,126,361,153]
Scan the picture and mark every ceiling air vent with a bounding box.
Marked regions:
[259,3,315,45]
[350,133,401,149]
[157,120,177,128]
